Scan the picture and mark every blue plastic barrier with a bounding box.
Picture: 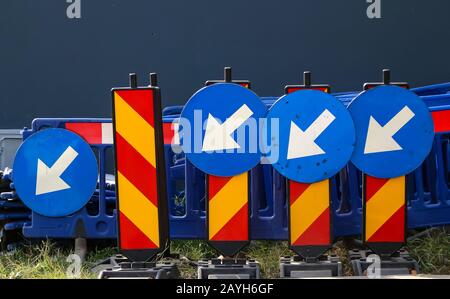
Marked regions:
[133,90,441,238]
[165,92,450,239]
[412,83,450,97]
[0,168,31,240]
[20,118,116,239]
[1,84,449,242]
[406,99,450,230]
[332,93,450,236]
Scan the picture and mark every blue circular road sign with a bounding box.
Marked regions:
[264,90,355,183]
[180,83,267,176]
[13,128,98,217]
[348,85,434,178]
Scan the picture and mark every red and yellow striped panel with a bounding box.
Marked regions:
[289,180,330,246]
[203,79,250,255]
[362,82,407,253]
[285,84,332,254]
[208,173,248,241]
[113,89,160,250]
[364,175,405,243]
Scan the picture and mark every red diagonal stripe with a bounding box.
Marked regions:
[365,176,389,201]
[289,181,310,205]
[367,205,405,243]
[292,207,330,246]
[208,175,233,200]
[116,89,155,126]
[210,203,248,241]
[116,133,158,207]
[119,212,158,249]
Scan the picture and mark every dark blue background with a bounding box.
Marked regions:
[1,0,449,128]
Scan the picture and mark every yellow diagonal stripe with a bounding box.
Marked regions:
[365,176,405,240]
[209,173,248,239]
[117,172,159,246]
[290,179,329,244]
[114,92,156,167]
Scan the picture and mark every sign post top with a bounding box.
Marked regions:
[363,69,409,90]
[205,67,251,88]
[285,71,330,94]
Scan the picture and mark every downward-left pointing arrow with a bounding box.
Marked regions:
[287,109,336,159]
[202,104,254,152]
[364,105,415,154]
[35,146,79,195]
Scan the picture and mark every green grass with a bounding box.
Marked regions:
[1,229,450,278]
[408,228,450,274]
[0,240,350,278]
[0,241,116,279]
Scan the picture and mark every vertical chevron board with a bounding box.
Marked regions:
[112,87,168,261]
[361,82,408,255]
[290,180,331,247]
[203,78,251,256]
[207,172,249,256]
[364,175,405,243]
[286,84,332,258]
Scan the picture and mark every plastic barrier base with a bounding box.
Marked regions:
[349,249,420,277]
[197,258,260,279]
[279,255,342,278]
[97,256,179,279]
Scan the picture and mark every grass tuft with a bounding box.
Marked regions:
[246,241,291,278]
[0,240,116,279]
[408,228,450,274]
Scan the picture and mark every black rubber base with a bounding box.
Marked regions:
[197,258,260,279]
[279,255,342,278]
[348,249,420,277]
[97,255,179,279]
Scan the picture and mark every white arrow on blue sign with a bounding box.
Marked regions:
[264,90,355,183]
[179,83,267,177]
[348,85,435,178]
[287,108,336,159]
[202,104,254,152]
[13,128,98,217]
